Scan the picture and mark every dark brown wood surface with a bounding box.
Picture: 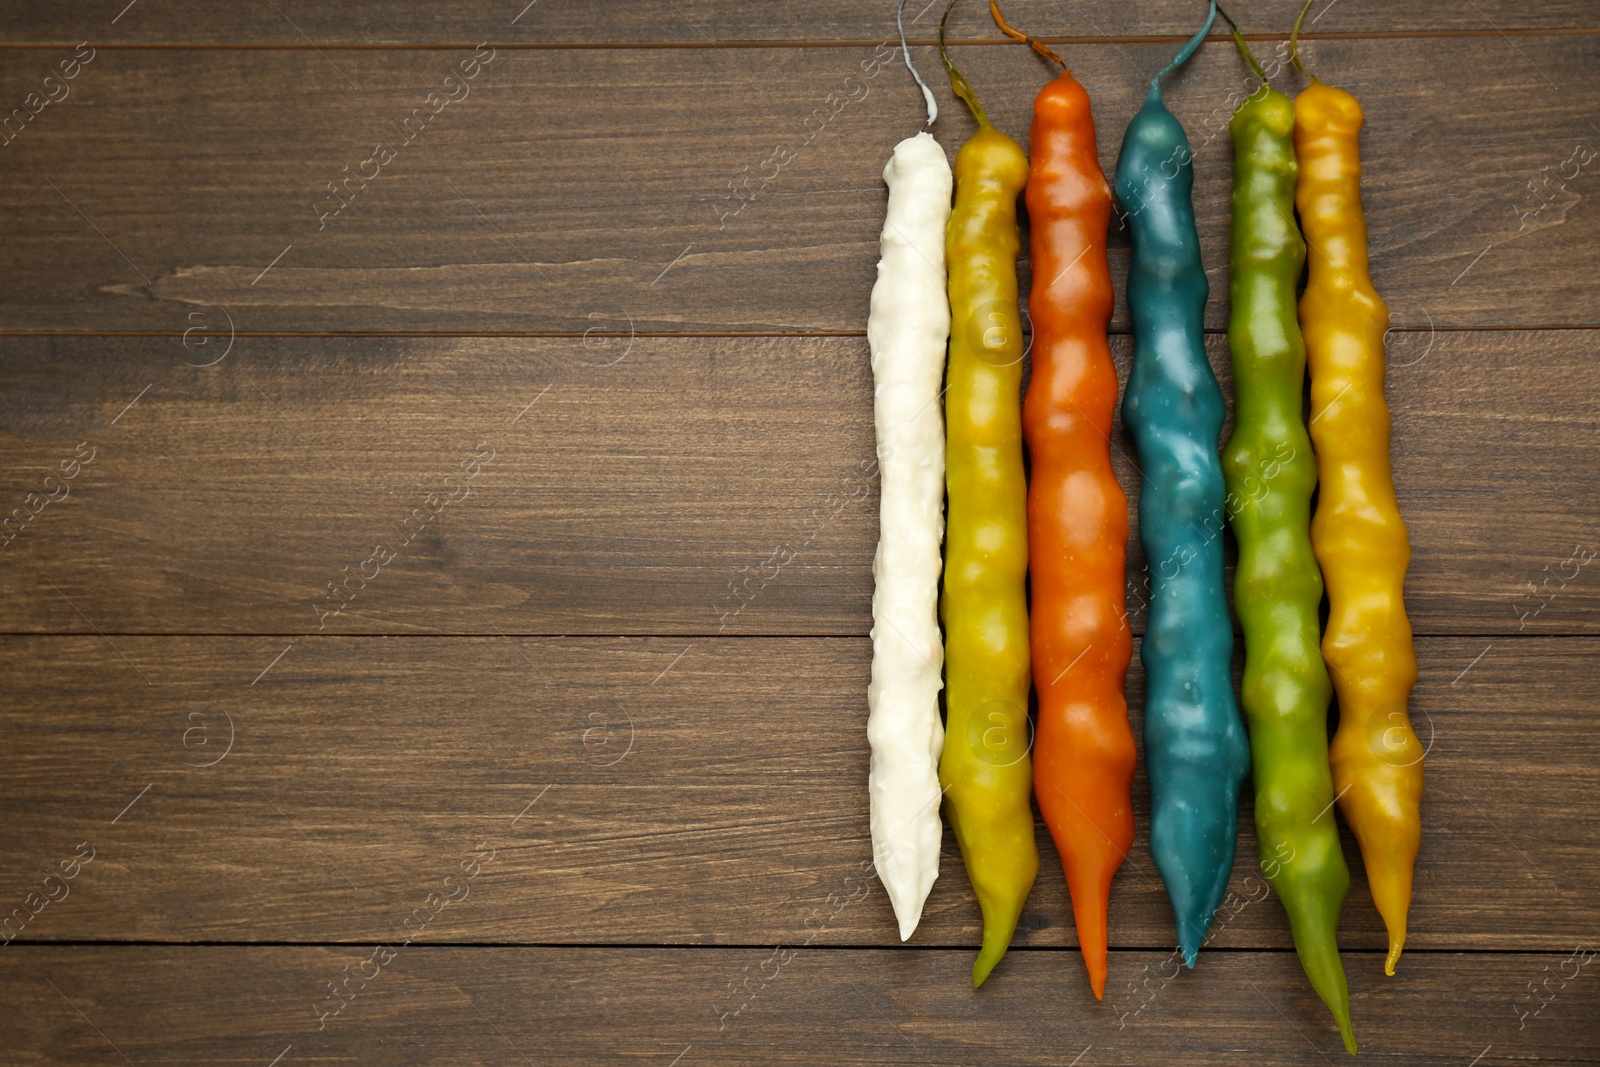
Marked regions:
[0,36,1595,334]
[0,331,1593,636]
[1,948,1596,1066]
[3,0,1598,43]
[0,635,1591,953]
[1,2,1596,1063]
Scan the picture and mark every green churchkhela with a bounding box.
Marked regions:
[1218,12,1357,1054]
[1114,0,1251,967]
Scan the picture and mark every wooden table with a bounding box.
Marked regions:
[1,2,1596,1063]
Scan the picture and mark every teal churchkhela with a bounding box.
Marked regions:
[1113,0,1251,967]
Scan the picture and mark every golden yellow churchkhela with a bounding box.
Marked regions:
[1291,2,1424,979]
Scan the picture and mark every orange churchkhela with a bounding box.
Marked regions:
[991,0,1134,999]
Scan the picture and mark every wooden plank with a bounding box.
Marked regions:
[1,945,1594,1064]
[0,37,1594,333]
[0,332,1594,636]
[3,0,1597,45]
[0,635,1591,952]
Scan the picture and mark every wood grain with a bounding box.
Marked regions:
[1,946,1594,1065]
[2,0,1597,45]
[0,635,1590,951]
[0,37,1594,333]
[0,332,1593,636]
[1,4,1596,1062]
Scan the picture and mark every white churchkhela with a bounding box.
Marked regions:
[866,126,951,941]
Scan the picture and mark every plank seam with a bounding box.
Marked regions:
[1,30,1598,50]
[0,941,1573,953]
[0,325,1589,339]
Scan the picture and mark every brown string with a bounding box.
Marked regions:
[988,0,1066,68]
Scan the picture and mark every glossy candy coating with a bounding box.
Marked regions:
[1295,76,1424,980]
[1113,0,1250,967]
[1221,82,1355,1054]
[939,122,1038,989]
[1021,66,1134,1001]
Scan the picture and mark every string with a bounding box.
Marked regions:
[897,0,938,125]
[1289,0,1314,75]
[1154,0,1218,89]
[988,0,1066,68]
[940,0,991,128]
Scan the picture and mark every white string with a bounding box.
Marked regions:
[897,0,937,126]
